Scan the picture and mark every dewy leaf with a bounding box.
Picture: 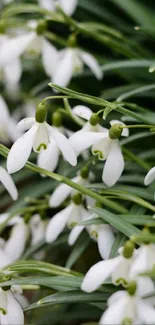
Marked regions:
[90,207,140,239]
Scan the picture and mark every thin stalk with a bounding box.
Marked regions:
[123,148,151,171]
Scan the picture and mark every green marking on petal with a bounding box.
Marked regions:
[122,318,133,325]
[0,308,7,315]
[92,150,104,160]
[114,278,128,286]
[36,143,47,152]
[68,222,78,229]
[90,230,98,239]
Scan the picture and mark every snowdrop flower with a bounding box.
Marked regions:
[52,47,103,88]
[0,21,58,82]
[0,96,21,143]
[99,284,155,325]
[81,241,136,292]
[49,168,90,208]
[68,212,115,260]
[38,0,78,15]
[7,103,77,174]
[29,214,46,259]
[70,111,129,186]
[0,167,18,201]
[46,193,88,243]
[0,288,24,325]
[144,166,155,198]
[130,243,155,277]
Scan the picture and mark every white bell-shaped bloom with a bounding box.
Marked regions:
[7,116,77,174]
[38,0,78,15]
[0,96,21,143]
[30,214,46,246]
[81,247,136,293]
[68,212,115,260]
[130,244,155,277]
[0,167,18,200]
[145,166,155,188]
[70,113,128,186]
[0,289,24,325]
[49,174,88,207]
[0,25,58,82]
[46,202,88,243]
[52,48,103,88]
[99,289,155,325]
[4,220,28,262]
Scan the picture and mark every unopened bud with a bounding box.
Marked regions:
[109,123,123,139]
[72,193,82,205]
[127,281,137,296]
[35,103,47,123]
[36,20,47,35]
[89,114,100,126]
[52,111,62,127]
[123,240,135,259]
[80,166,89,179]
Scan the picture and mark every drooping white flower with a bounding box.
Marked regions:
[70,109,129,186]
[0,167,18,201]
[52,47,103,88]
[7,114,77,174]
[99,288,155,325]
[68,212,115,260]
[81,246,136,293]
[0,288,24,325]
[38,0,78,16]
[130,244,155,277]
[0,23,58,83]
[0,96,21,143]
[30,214,46,246]
[46,202,89,243]
[145,166,155,187]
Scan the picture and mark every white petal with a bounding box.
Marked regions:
[30,214,45,245]
[112,258,131,284]
[110,120,129,137]
[100,295,134,325]
[45,205,72,243]
[52,48,73,87]
[79,50,103,80]
[97,225,115,260]
[3,58,22,85]
[60,0,78,15]
[50,126,77,166]
[81,257,120,292]
[68,225,85,245]
[1,292,24,325]
[69,130,107,156]
[0,290,7,314]
[7,124,38,174]
[37,138,59,172]
[72,105,92,120]
[33,123,50,153]
[102,140,124,187]
[144,167,155,186]
[136,276,155,297]
[0,167,18,200]
[0,95,10,124]
[38,0,55,11]
[137,299,155,324]
[41,39,58,77]
[108,290,127,306]
[130,245,155,277]
[0,32,36,66]
[17,117,35,131]
[4,222,28,261]
[7,117,22,142]
[49,176,78,207]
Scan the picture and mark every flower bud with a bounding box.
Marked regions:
[52,111,62,127]
[127,281,137,296]
[89,114,100,126]
[123,240,135,259]
[109,123,123,139]
[36,20,47,35]
[72,193,82,205]
[67,34,77,48]
[80,166,89,179]
[35,103,47,123]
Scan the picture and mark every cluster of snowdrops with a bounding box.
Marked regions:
[0,0,155,324]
